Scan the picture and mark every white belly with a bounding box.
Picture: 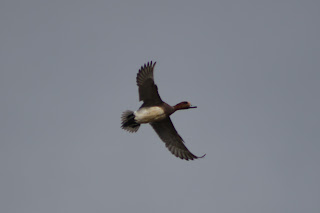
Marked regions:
[134,107,166,123]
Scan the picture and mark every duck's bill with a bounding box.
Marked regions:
[189,105,197,108]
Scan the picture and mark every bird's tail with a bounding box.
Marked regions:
[121,110,140,133]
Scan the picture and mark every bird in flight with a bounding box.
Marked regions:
[121,61,205,160]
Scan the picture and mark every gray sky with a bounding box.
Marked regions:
[1,0,319,212]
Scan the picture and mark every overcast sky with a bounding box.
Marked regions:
[1,1,320,213]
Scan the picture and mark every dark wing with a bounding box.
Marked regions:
[150,117,205,161]
[136,61,163,106]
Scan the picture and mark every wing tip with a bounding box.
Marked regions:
[186,153,206,161]
[136,61,157,86]
[167,144,206,161]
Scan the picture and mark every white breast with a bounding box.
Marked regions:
[134,107,166,124]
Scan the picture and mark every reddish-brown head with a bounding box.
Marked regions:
[173,101,197,111]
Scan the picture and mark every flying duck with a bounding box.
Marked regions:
[121,61,205,160]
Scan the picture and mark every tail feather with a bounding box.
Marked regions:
[121,110,140,133]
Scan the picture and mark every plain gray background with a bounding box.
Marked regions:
[1,0,319,212]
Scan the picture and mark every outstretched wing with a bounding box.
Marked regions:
[150,117,205,160]
[136,61,163,106]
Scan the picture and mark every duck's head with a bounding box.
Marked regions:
[173,101,197,111]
